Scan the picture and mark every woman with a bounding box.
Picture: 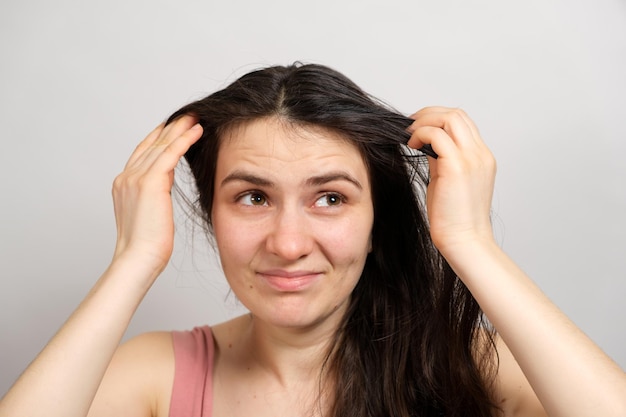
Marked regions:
[0,64,624,417]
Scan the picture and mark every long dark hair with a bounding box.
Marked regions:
[167,63,498,417]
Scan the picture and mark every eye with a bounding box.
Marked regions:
[314,193,344,207]
[238,192,268,206]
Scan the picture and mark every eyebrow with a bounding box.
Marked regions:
[220,171,275,188]
[220,170,363,190]
[305,172,363,190]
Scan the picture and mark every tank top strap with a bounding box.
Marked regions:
[169,326,214,417]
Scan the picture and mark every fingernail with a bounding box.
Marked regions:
[191,123,202,130]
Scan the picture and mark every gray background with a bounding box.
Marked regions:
[1,0,624,396]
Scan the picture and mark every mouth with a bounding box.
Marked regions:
[256,269,322,292]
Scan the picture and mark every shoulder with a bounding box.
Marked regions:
[88,331,175,417]
[492,335,548,417]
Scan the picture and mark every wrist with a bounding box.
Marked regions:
[436,235,504,282]
[106,250,167,292]
[435,231,498,261]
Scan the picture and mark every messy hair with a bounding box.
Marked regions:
[167,63,498,417]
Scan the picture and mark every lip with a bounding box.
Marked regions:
[256,269,322,292]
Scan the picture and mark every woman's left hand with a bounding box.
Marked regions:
[407,107,497,258]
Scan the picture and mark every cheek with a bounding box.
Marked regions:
[319,215,373,267]
[212,211,258,273]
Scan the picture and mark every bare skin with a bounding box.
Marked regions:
[1,109,624,417]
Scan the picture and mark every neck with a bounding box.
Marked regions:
[240,311,342,387]
[211,312,343,416]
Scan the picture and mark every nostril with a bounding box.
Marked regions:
[266,233,313,261]
[265,208,314,260]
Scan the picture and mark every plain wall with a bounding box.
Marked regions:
[1,0,625,395]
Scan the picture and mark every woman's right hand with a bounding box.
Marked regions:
[0,116,204,417]
[111,115,203,280]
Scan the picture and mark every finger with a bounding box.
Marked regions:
[411,109,482,148]
[409,106,480,137]
[407,125,461,160]
[153,114,198,147]
[408,107,452,159]
[146,123,203,176]
[127,115,198,170]
[450,109,481,142]
[410,106,467,120]
[124,123,165,169]
[431,107,482,145]
[408,106,452,121]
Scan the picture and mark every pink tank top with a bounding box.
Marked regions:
[169,326,214,417]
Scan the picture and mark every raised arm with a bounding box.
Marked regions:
[408,107,626,417]
[0,116,203,417]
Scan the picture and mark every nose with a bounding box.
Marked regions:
[265,206,314,261]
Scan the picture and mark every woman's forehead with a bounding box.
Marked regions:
[219,117,362,158]
[215,117,370,183]
[220,117,349,144]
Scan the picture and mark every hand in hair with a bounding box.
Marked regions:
[407,106,496,257]
[111,115,203,281]
[409,107,626,417]
[0,118,203,417]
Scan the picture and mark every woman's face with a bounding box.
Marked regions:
[211,117,374,330]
